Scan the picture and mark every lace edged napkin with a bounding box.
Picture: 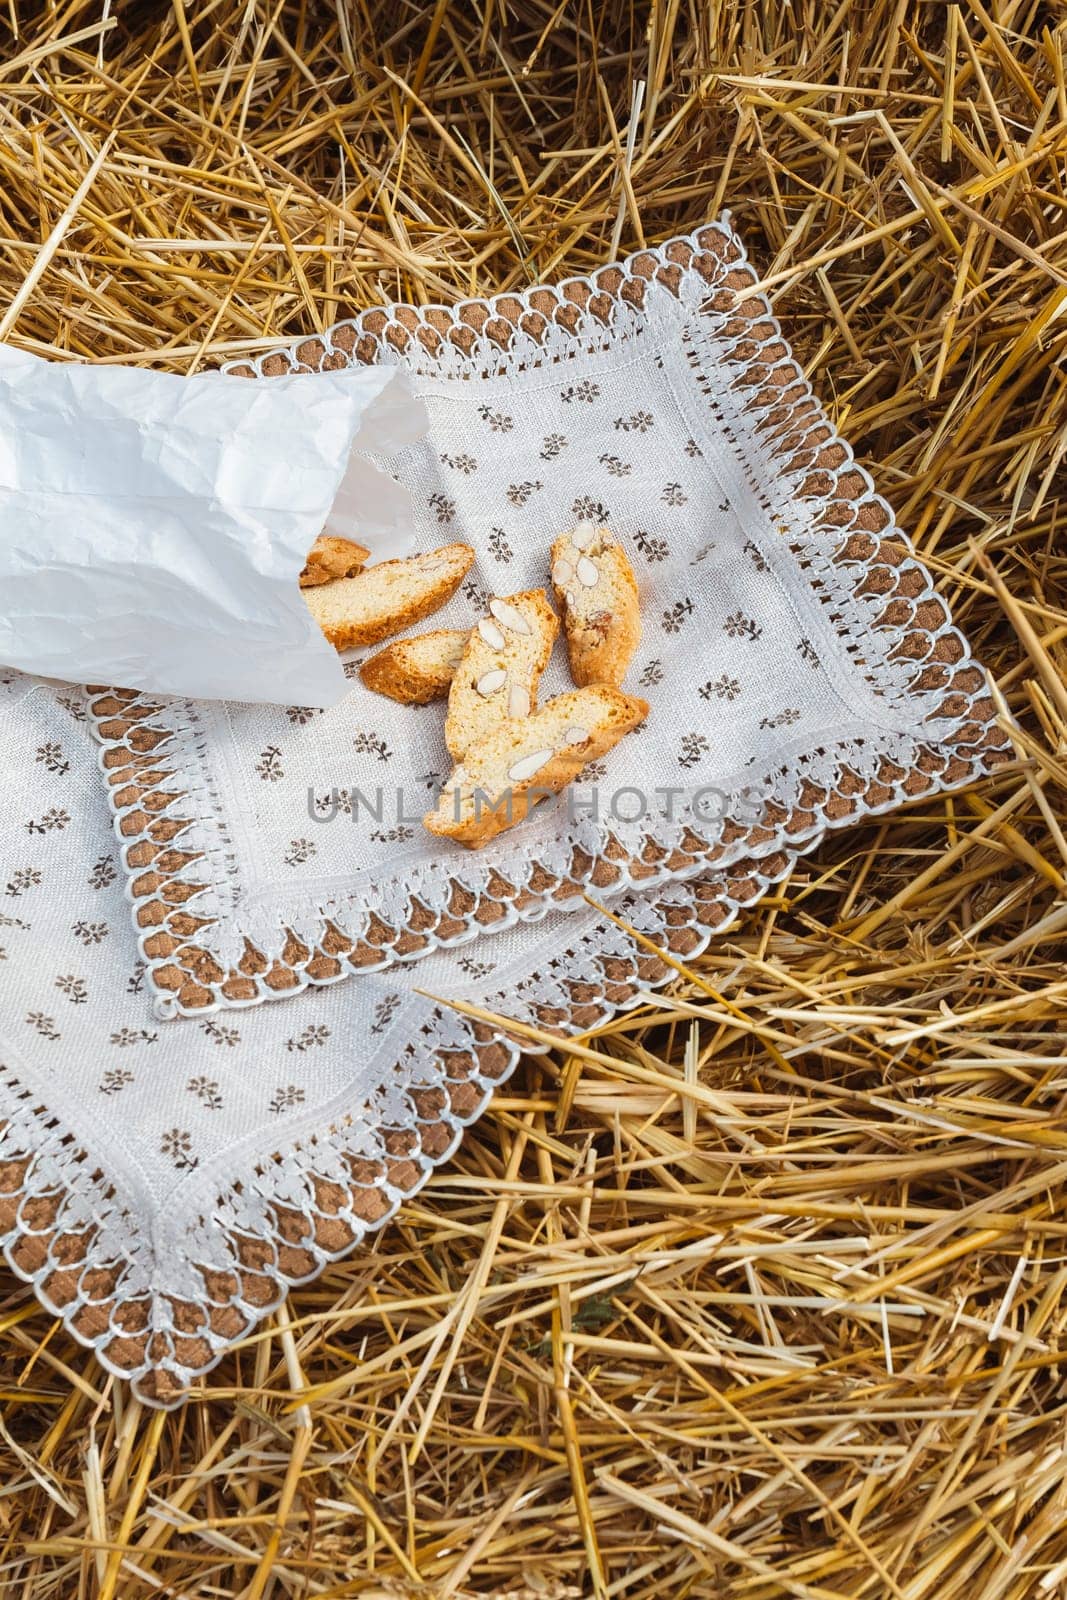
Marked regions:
[91,219,1008,1021]
[0,675,794,1404]
[0,217,1012,1403]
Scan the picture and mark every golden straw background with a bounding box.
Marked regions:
[2,2,1067,1595]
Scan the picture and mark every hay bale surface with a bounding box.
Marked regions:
[1,3,1065,1595]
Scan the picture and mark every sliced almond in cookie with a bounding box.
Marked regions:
[550,525,641,687]
[305,543,474,651]
[425,685,649,849]
[299,534,371,587]
[359,628,469,705]
[444,588,559,762]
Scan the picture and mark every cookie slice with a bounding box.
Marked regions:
[360,628,469,705]
[305,543,475,651]
[550,523,641,686]
[425,685,648,849]
[444,590,559,761]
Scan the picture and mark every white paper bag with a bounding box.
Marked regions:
[0,346,427,705]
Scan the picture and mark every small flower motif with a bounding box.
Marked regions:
[458,956,496,979]
[477,404,513,432]
[353,731,392,763]
[723,611,762,642]
[690,542,717,565]
[639,659,664,688]
[700,675,741,702]
[286,1024,331,1053]
[88,856,117,889]
[634,530,668,562]
[661,599,695,634]
[286,706,321,726]
[284,838,317,867]
[72,919,109,946]
[440,451,478,473]
[255,745,285,782]
[35,741,70,775]
[561,380,600,403]
[370,992,401,1035]
[489,527,514,562]
[613,409,652,432]
[684,437,704,457]
[54,692,87,722]
[571,494,610,524]
[160,1128,197,1169]
[678,733,710,770]
[342,659,363,680]
[539,433,568,460]
[26,1011,60,1041]
[598,453,631,478]
[462,576,491,609]
[313,788,352,816]
[369,825,415,844]
[661,482,688,507]
[6,868,42,898]
[428,491,457,524]
[743,539,770,573]
[187,1076,223,1111]
[506,481,543,507]
[201,1019,240,1047]
[26,808,71,835]
[99,1067,134,1095]
[797,638,820,668]
[269,1085,306,1115]
[759,708,802,730]
[110,1027,158,1047]
[56,974,88,1005]
[126,961,147,995]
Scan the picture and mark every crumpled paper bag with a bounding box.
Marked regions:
[0,345,426,705]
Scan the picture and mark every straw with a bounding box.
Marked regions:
[1,1,1065,1595]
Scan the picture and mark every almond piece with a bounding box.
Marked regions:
[489,598,532,635]
[478,618,506,650]
[507,749,555,782]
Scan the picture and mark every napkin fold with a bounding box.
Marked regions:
[0,346,427,705]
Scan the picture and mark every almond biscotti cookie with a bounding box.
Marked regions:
[360,628,469,705]
[425,685,648,848]
[304,543,475,651]
[444,590,559,761]
[550,523,641,686]
[299,534,370,587]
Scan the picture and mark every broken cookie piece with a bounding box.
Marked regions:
[299,534,371,587]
